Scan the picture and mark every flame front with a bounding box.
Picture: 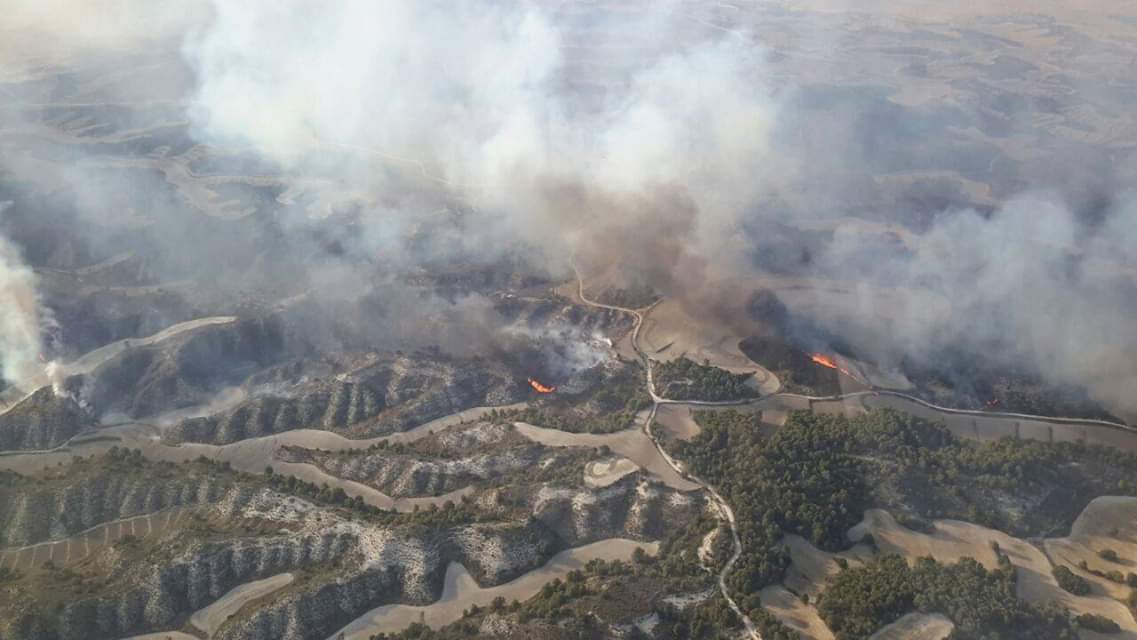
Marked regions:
[528,377,556,394]
[810,352,867,385]
[810,353,838,369]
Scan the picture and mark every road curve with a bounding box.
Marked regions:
[573,269,763,640]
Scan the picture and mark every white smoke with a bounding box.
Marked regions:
[180,0,1137,420]
[0,203,48,391]
[184,0,779,281]
[0,0,207,79]
[814,193,1137,418]
[3,0,1135,422]
[501,321,612,378]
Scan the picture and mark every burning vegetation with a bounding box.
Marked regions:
[528,377,556,394]
[810,352,869,386]
[499,361,651,434]
[809,353,839,370]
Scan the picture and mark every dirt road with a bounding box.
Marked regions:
[573,268,763,640]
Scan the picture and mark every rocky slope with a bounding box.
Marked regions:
[522,472,703,548]
[214,519,561,640]
[163,354,525,445]
[4,523,355,640]
[0,387,93,451]
[1,442,704,640]
[0,465,234,547]
[216,474,701,640]
[0,490,547,639]
[275,422,542,497]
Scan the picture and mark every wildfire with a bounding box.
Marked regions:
[810,353,839,369]
[809,352,867,385]
[528,377,556,394]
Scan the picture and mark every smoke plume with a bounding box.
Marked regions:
[184,0,778,284]
[812,193,1137,418]
[1,0,1137,420]
[0,203,47,391]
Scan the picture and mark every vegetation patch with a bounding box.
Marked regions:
[653,357,758,402]
[1052,565,1091,595]
[1076,612,1121,634]
[492,361,651,433]
[669,407,1137,636]
[816,554,1077,640]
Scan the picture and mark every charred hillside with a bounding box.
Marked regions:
[163,353,526,444]
[69,317,285,419]
[0,388,93,451]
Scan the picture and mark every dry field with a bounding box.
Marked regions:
[856,509,1137,637]
[515,420,700,491]
[759,534,874,640]
[583,456,640,488]
[868,612,953,640]
[765,501,1137,639]
[1046,497,1137,603]
[189,572,295,638]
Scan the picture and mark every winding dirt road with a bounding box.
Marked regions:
[573,269,763,640]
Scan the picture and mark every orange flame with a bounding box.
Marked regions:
[810,353,838,369]
[528,378,556,394]
[810,353,867,384]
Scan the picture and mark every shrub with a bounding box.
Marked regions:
[897,514,935,533]
[819,554,1078,639]
[1053,565,1092,595]
[1076,613,1121,634]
